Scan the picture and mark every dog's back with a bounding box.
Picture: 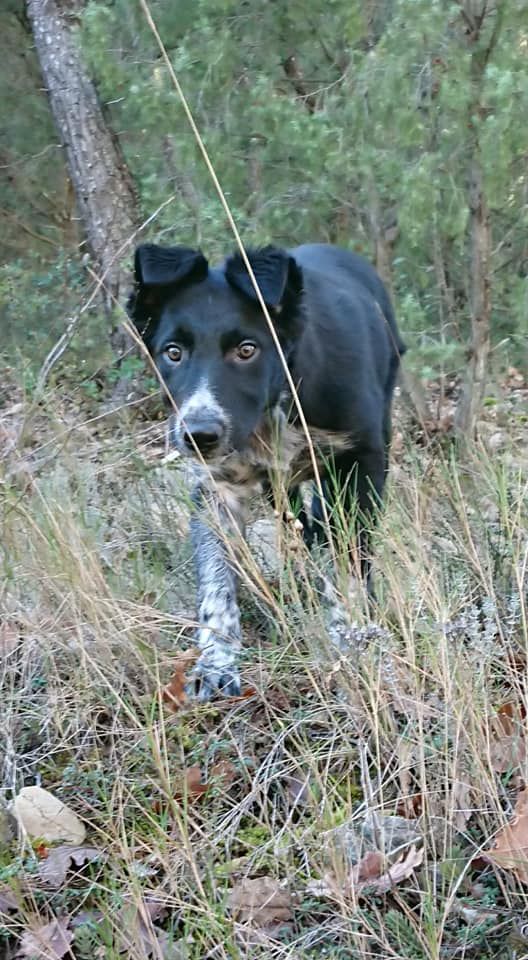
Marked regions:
[287,244,404,443]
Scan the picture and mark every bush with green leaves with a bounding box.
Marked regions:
[79,0,528,374]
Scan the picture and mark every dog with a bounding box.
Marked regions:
[128,242,405,699]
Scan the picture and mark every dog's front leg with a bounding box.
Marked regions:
[188,482,247,700]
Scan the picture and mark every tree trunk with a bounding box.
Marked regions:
[455,158,492,435]
[26,0,138,339]
[366,184,399,300]
[455,1,504,436]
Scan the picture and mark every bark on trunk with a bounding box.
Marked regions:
[26,0,138,330]
[366,185,399,300]
[455,159,492,434]
[455,2,503,436]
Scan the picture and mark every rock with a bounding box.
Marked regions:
[329,812,423,865]
[11,786,86,844]
[487,430,505,453]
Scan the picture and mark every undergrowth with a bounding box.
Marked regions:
[1,365,527,959]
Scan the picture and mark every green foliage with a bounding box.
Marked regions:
[0,255,110,382]
[1,0,528,371]
[0,9,78,264]
[76,0,528,367]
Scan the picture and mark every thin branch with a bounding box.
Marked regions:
[35,194,177,393]
[282,55,318,113]
[0,206,60,248]
[0,143,60,170]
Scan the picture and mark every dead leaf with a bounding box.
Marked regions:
[210,760,237,788]
[331,811,423,865]
[284,774,310,807]
[155,760,237,813]
[0,885,18,914]
[0,621,19,658]
[228,877,293,926]
[16,917,74,959]
[176,765,209,801]
[483,786,528,883]
[489,702,527,773]
[162,651,198,712]
[162,654,256,709]
[356,850,385,882]
[11,787,86,844]
[364,844,423,894]
[115,902,182,957]
[451,780,474,833]
[307,844,423,901]
[395,740,423,818]
[70,909,104,928]
[229,685,258,702]
[38,845,102,889]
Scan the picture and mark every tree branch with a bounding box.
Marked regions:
[282,55,318,113]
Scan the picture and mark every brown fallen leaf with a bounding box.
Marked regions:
[228,877,293,926]
[16,917,74,959]
[176,765,209,801]
[210,760,237,788]
[161,651,198,712]
[308,844,423,901]
[284,774,310,808]
[0,621,20,658]
[451,779,474,833]
[155,760,237,813]
[489,701,527,773]
[163,661,256,709]
[115,901,182,957]
[38,845,103,889]
[365,844,424,894]
[331,811,423,865]
[483,786,528,883]
[356,850,385,882]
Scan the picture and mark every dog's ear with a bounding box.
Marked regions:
[225,246,303,312]
[134,244,208,287]
[127,244,208,342]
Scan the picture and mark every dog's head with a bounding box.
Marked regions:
[128,243,303,458]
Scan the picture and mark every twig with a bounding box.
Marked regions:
[34,195,177,394]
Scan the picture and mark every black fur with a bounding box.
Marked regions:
[128,241,406,697]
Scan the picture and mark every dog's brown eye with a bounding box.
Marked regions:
[236,341,258,361]
[165,343,183,362]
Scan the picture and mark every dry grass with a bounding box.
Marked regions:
[1,372,528,959]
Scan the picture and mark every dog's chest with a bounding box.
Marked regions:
[208,416,351,492]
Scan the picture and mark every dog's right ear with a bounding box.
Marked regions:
[127,244,208,343]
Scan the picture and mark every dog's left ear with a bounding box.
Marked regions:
[225,246,303,313]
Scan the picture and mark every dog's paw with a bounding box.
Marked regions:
[186,651,241,701]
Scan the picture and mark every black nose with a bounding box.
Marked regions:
[183,420,224,454]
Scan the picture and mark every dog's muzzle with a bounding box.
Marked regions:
[171,414,227,458]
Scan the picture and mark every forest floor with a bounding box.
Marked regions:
[1,363,528,959]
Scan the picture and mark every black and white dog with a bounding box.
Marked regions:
[128,243,405,699]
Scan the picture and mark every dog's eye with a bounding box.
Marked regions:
[235,341,258,361]
[165,343,183,363]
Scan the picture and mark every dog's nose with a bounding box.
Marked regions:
[183,420,224,454]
